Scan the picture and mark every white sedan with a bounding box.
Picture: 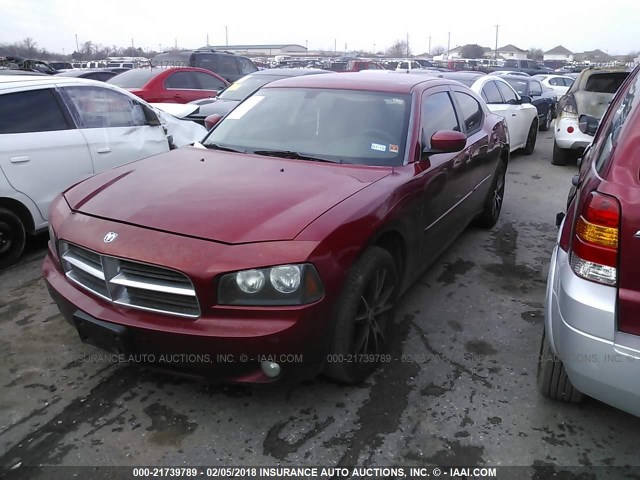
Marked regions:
[469,76,539,153]
[532,74,575,100]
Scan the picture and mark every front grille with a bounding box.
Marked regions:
[60,242,200,318]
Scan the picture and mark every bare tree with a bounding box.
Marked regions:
[386,39,411,57]
[21,37,38,57]
[527,47,544,61]
[431,45,446,56]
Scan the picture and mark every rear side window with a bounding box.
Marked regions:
[0,88,70,134]
[584,72,629,93]
[421,92,459,147]
[593,71,639,173]
[453,92,483,133]
[481,81,503,104]
[549,77,563,86]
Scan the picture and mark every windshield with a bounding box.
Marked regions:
[218,75,288,101]
[503,78,528,95]
[108,68,161,88]
[204,87,411,166]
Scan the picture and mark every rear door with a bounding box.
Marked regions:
[0,86,93,221]
[60,85,168,173]
[163,71,209,103]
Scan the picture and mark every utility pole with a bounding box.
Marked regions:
[494,25,499,61]
[345,42,347,54]
[75,33,79,55]
[225,26,228,46]
[207,33,209,46]
[428,35,431,55]
[406,32,409,57]
[334,38,336,54]
[447,32,451,57]
[174,38,177,50]
[305,39,308,52]
[373,43,376,54]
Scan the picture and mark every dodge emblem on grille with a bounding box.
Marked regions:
[103,232,118,243]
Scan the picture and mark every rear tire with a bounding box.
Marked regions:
[475,159,506,228]
[324,247,398,384]
[0,208,26,269]
[551,140,572,166]
[536,328,583,403]
[521,119,538,155]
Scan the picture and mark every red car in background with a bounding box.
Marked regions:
[43,73,509,384]
[108,67,229,103]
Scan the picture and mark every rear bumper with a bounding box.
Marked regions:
[547,246,640,417]
[554,117,592,150]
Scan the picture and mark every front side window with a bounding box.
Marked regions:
[237,57,257,75]
[496,81,518,103]
[453,92,483,133]
[421,92,460,148]
[0,88,70,134]
[62,86,149,128]
[503,78,528,96]
[204,88,410,166]
[165,71,199,89]
[193,72,227,91]
[549,77,563,86]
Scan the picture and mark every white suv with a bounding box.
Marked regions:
[0,76,203,268]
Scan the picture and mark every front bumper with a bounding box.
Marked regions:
[546,246,640,417]
[554,117,592,150]
[42,206,339,383]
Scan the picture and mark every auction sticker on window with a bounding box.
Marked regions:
[227,96,264,119]
[371,143,387,152]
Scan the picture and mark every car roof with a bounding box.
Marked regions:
[263,71,446,93]
[55,69,116,77]
[0,75,101,89]
[251,68,329,77]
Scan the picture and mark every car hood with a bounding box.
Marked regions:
[64,147,392,244]
[574,91,615,119]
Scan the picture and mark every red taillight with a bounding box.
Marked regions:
[567,126,574,133]
[570,192,620,285]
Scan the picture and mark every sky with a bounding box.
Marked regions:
[0,0,638,56]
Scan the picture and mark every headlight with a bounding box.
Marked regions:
[218,263,324,306]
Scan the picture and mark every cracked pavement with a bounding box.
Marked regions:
[1,130,640,479]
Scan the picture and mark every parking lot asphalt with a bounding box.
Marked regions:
[1,128,640,479]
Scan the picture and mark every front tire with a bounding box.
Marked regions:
[475,159,506,228]
[0,208,26,269]
[521,119,538,155]
[324,247,398,384]
[551,140,572,166]
[536,328,583,403]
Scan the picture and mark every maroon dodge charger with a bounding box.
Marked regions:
[43,73,509,384]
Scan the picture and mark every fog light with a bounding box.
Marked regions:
[261,361,281,378]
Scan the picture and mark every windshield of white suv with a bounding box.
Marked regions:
[203,87,411,166]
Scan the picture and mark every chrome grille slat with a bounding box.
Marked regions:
[59,242,200,318]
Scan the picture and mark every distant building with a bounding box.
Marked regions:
[199,44,307,56]
[544,45,574,62]
[447,46,463,59]
[496,44,527,60]
[574,49,614,64]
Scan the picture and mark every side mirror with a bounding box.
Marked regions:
[520,95,532,104]
[422,130,467,157]
[204,113,224,130]
[578,114,599,136]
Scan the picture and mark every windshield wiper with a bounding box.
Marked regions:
[205,143,246,153]
[252,150,341,163]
